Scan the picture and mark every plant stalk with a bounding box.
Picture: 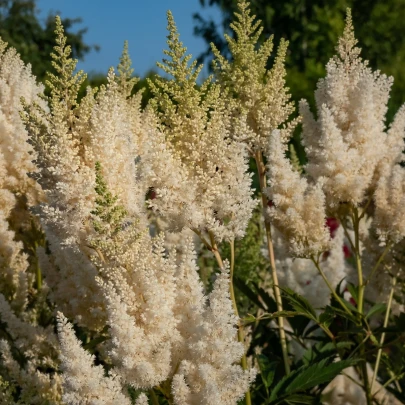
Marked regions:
[370,276,397,395]
[364,242,392,286]
[352,207,372,405]
[255,152,290,374]
[353,208,365,315]
[149,389,160,405]
[311,257,352,316]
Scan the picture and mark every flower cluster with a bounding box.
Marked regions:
[0,2,404,405]
[147,11,256,242]
[18,14,255,405]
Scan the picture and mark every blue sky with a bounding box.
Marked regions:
[36,0,223,78]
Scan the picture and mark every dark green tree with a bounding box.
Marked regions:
[194,0,405,120]
[0,0,98,82]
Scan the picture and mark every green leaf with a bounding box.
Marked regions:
[370,334,379,347]
[283,394,316,404]
[259,311,300,320]
[327,302,358,323]
[257,354,278,390]
[234,277,265,310]
[342,298,358,314]
[303,322,323,338]
[301,341,353,366]
[366,303,386,319]
[319,306,336,328]
[335,278,346,297]
[286,359,359,393]
[242,314,257,325]
[280,287,318,322]
[269,358,360,402]
[253,282,278,313]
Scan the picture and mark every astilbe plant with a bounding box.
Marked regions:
[0,1,404,405]
[20,12,254,405]
[0,36,61,404]
[263,9,405,405]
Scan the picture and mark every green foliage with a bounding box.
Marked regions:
[300,341,354,367]
[288,144,302,174]
[281,287,318,322]
[91,162,128,234]
[194,0,405,120]
[254,336,360,404]
[0,0,97,82]
[116,40,140,98]
[8,6,405,404]
[269,357,360,403]
[47,15,86,112]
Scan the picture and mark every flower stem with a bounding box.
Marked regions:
[311,256,352,316]
[149,389,160,405]
[353,208,365,315]
[371,276,397,396]
[255,152,290,375]
[352,207,372,405]
[364,242,392,287]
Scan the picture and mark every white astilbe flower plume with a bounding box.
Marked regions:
[373,107,405,244]
[0,38,44,205]
[300,10,404,209]
[89,216,180,388]
[266,129,330,257]
[172,261,256,405]
[0,37,46,314]
[144,116,201,232]
[212,1,296,153]
[374,164,405,243]
[87,67,148,223]
[148,11,256,242]
[0,38,63,404]
[22,20,149,329]
[21,18,102,328]
[57,313,131,405]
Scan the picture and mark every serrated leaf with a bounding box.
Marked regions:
[366,303,386,319]
[259,311,299,321]
[280,287,318,322]
[342,298,358,314]
[335,278,346,296]
[269,358,360,402]
[253,282,278,313]
[257,354,278,390]
[303,322,322,338]
[327,304,357,323]
[285,359,359,394]
[242,314,257,325]
[301,341,353,366]
[234,277,265,310]
[319,307,335,328]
